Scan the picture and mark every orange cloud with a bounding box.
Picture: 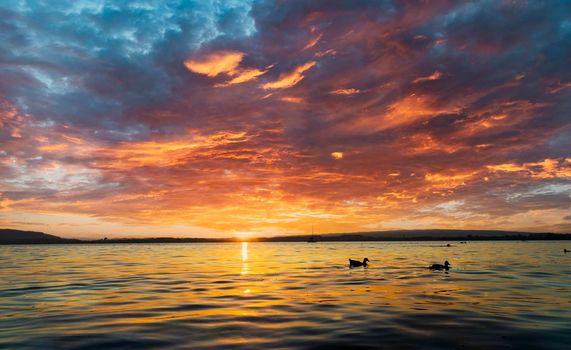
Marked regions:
[0,197,14,210]
[330,88,360,95]
[303,33,322,50]
[0,100,19,127]
[215,68,268,87]
[95,131,251,169]
[425,172,475,189]
[184,51,244,77]
[376,191,417,204]
[547,81,571,94]
[280,96,303,103]
[185,51,269,87]
[38,144,68,152]
[61,135,85,144]
[315,49,336,57]
[413,71,443,84]
[331,151,343,160]
[1,100,25,140]
[487,158,571,179]
[406,133,463,155]
[262,61,316,90]
[341,93,459,134]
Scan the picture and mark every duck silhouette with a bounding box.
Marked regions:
[564,249,570,253]
[349,258,369,268]
[429,260,451,270]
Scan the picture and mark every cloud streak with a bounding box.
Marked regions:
[262,61,317,90]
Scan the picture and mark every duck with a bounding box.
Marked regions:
[349,258,369,268]
[564,249,570,253]
[429,260,451,270]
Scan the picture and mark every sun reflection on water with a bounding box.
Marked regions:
[241,242,248,275]
[242,242,248,262]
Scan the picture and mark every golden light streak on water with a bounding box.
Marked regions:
[241,242,249,275]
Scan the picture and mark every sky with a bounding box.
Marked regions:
[1,0,570,239]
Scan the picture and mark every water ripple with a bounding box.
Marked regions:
[1,241,570,349]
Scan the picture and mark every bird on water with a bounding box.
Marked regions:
[349,258,369,268]
[429,260,451,270]
[564,249,570,253]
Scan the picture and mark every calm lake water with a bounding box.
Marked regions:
[1,241,570,349]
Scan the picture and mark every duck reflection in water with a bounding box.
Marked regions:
[349,258,369,268]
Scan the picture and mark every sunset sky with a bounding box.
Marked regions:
[1,0,570,238]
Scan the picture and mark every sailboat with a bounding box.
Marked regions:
[307,225,317,243]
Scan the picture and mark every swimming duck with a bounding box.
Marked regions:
[429,260,451,270]
[564,249,570,253]
[349,258,369,268]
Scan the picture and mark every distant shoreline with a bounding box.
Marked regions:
[1,228,570,245]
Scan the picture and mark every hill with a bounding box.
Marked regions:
[0,229,69,244]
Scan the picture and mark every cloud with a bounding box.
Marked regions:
[184,51,245,77]
[262,61,317,90]
[216,68,269,87]
[280,96,303,103]
[184,50,269,87]
[330,88,360,96]
[331,152,343,160]
[303,33,322,50]
[37,144,69,153]
[487,159,571,179]
[413,71,443,84]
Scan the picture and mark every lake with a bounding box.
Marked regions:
[1,241,570,349]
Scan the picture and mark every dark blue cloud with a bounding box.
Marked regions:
[0,0,256,136]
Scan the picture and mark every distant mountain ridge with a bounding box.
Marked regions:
[260,229,571,242]
[1,228,569,244]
